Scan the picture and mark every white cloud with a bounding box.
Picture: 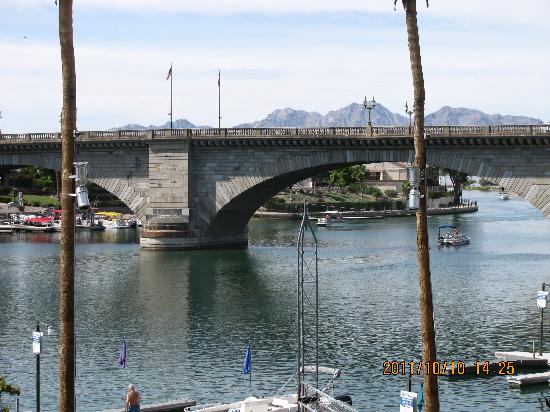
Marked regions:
[1,0,549,132]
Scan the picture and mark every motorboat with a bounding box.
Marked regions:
[437,224,470,246]
[21,216,57,233]
[316,211,345,227]
[499,192,510,200]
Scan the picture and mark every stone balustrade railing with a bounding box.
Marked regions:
[1,125,549,142]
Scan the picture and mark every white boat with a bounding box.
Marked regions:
[187,367,353,412]
[103,219,132,229]
[316,217,329,227]
[499,192,510,200]
[437,224,470,246]
[316,211,345,227]
[187,394,298,412]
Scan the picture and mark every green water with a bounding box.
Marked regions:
[1,191,550,411]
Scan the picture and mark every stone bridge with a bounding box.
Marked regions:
[1,124,549,249]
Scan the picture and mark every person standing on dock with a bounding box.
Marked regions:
[125,384,141,412]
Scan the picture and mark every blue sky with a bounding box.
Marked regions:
[0,0,549,132]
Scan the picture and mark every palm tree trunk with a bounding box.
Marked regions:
[403,1,439,410]
[59,0,76,410]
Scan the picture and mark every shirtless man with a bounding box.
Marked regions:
[126,384,141,412]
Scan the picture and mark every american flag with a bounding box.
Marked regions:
[165,66,172,81]
[218,70,221,87]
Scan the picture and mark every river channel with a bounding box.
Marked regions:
[1,190,550,411]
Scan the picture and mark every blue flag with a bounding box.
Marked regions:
[119,338,127,369]
[417,382,424,411]
[243,345,251,375]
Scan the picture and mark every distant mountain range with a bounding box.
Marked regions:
[110,118,208,131]
[112,104,543,130]
[424,106,543,126]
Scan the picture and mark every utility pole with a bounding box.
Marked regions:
[58,0,77,410]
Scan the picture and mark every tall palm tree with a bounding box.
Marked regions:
[351,165,367,203]
[395,1,439,411]
[58,0,77,410]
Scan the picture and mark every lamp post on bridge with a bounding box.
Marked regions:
[363,96,376,137]
[405,100,415,133]
[363,96,376,127]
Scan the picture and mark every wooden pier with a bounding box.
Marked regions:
[495,351,550,362]
[101,398,195,412]
[507,371,550,388]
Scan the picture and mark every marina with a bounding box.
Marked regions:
[2,191,550,410]
[1,1,548,410]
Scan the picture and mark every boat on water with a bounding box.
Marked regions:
[20,216,57,233]
[187,367,352,412]
[95,212,133,229]
[437,224,470,246]
[316,211,345,227]
[103,219,132,229]
[499,192,510,200]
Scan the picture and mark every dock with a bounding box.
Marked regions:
[495,351,550,362]
[101,398,195,412]
[507,371,550,388]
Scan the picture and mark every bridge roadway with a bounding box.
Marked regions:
[1,124,550,250]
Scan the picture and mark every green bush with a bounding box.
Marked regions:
[395,200,405,210]
[384,189,398,198]
[0,375,21,412]
[365,186,382,198]
[32,201,41,207]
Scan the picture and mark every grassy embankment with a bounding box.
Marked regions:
[0,194,59,208]
[263,191,404,213]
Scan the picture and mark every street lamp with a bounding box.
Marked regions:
[70,160,90,210]
[363,96,376,127]
[405,100,415,132]
[33,322,54,412]
[407,165,421,210]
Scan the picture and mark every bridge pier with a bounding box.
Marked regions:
[139,215,248,250]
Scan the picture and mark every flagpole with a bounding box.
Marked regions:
[170,63,173,131]
[218,70,221,130]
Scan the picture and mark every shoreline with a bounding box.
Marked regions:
[253,205,478,220]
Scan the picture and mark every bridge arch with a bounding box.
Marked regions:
[0,152,146,218]
[201,146,550,239]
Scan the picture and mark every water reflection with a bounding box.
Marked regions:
[2,192,550,411]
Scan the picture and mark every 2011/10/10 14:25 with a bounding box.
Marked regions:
[382,360,516,375]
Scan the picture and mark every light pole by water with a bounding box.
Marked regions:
[34,322,53,412]
[362,96,376,127]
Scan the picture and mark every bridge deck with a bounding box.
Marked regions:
[1,125,549,143]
